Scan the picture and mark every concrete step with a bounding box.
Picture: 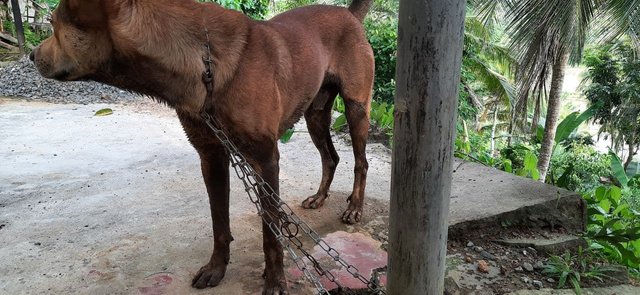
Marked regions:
[495,235,587,255]
[449,159,587,239]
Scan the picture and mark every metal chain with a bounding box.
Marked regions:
[199,112,386,295]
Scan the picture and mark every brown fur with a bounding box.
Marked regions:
[31,0,374,293]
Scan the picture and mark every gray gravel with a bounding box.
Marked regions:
[0,57,141,104]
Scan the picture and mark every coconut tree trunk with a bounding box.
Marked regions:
[624,141,635,170]
[531,93,541,134]
[388,0,465,293]
[537,51,570,182]
[490,103,499,156]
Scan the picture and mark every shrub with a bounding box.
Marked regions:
[584,185,640,269]
[364,18,397,103]
[551,143,612,192]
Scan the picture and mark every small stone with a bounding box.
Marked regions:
[480,251,496,261]
[527,247,538,256]
[533,261,544,270]
[465,256,473,263]
[522,250,528,256]
[473,246,484,252]
[377,232,388,241]
[520,276,530,284]
[523,262,534,272]
[547,278,555,283]
[515,266,524,272]
[467,241,474,247]
[532,280,543,289]
[500,265,508,275]
[477,260,489,273]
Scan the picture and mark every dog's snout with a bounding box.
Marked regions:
[29,50,35,62]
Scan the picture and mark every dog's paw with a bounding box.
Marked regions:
[191,263,227,289]
[262,278,289,295]
[301,193,328,209]
[341,202,363,224]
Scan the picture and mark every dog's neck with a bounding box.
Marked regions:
[97,1,250,114]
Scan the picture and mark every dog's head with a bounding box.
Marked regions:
[31,0,114,81]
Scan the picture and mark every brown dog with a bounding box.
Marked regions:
[31,0,374,293]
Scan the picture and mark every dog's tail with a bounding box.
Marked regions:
[349,0,373,22]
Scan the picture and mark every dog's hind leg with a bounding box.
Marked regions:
[340,95,371,224]
[176,112,233,289]
[301,87,340,209]
[333,40,374,224]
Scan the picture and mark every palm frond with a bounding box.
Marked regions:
[594,0,640,48]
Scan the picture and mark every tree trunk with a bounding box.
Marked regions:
[9,0,24,54]
[624,142,635,170]
[490,103,499,156]
[530,93,541,134]
[388,0,465,294]
[537,51,569,182]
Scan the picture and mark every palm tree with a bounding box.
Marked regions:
[472,0,600,182]
[474,0,640,181]
[463,15,516,114]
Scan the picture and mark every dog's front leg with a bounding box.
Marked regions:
[191,144,233,288]
[176,112,233,289]
[251,147,289,295]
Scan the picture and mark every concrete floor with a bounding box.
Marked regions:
[0,99,391,295]
[1,98,583,295]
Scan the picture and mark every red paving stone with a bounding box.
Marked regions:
[288,231,387,290]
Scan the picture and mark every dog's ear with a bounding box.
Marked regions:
[61,0,107,29]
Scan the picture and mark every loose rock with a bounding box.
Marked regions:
[532,280,543,289]
[480,250,496,261]
[523,262,534,272]
[0,57,140,104]
[499,265,508,275]
[477,260,489,273]
[464,256,473,263]
[467,241,474,247]
[533,261,544,270]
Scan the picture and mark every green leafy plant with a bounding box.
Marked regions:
[198,0,270,19]
[515,150,540,180]
[365,18,397,103]
[585,184,640,269]
[280,128,295,143]
[550,143,611,192]
[609,149,630,188]
[332,96,347,132]
[554,102,603,144]
[543,250,614,294]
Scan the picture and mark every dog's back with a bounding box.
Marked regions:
[240,4,372,132]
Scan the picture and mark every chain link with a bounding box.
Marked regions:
[199,112,386,295]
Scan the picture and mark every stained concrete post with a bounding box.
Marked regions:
[387,0,466,294]
[9,0,25,54]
